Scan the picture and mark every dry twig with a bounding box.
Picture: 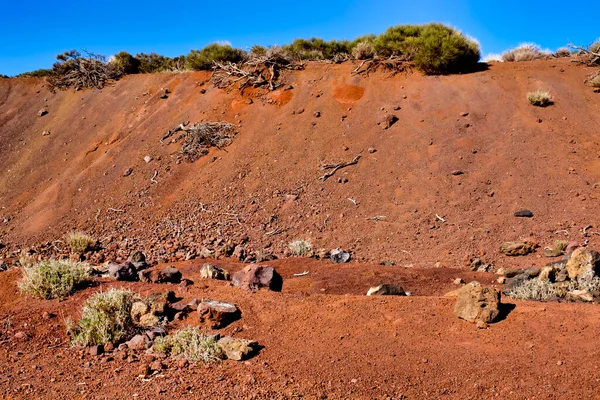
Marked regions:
[318,154,361,181]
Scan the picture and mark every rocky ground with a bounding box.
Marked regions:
[1,58,600,398]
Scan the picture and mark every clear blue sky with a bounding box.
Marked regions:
[1,0,598,76]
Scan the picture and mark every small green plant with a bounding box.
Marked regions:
[288,240,313,256]
[19,259,88,300]
[109,51,140,74]
[70,289,138,346]
[153,326,223,362]
[67,231,96,254]
[17,69,54,78]
[185,43,245,70]
[527,90,553,107]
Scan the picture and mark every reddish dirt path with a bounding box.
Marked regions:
[1,262,600,399]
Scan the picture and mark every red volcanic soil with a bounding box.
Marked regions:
[1,59,600,398]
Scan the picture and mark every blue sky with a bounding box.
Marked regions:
[1,0,598,76]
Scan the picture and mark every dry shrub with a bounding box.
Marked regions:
[527,90,553,107]
[352,41,375,60]
[70,289,138,346]
[47,50,121,91]
[288,240,313,256]
[153,326,223,362]
[555,48,571,58]
[177,122,237,162]
[68,231,96,254]
[502,44,549,62]
[588,72,600,88]
[504,279,572,301]
[19,259,88,300]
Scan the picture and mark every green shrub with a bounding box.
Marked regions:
[17,69,54,78]
[153,326,223,362]
[70,289,138,346]
[110,51,140,74]
[283,38,352,61]
[134,53,184,73]
[185,43,245,70]
[250,45,267,57]
[412,24,480,74]
[527,90,553,107]
[373,25,423,58]
[19,259,88,300]
[67,231,96,254]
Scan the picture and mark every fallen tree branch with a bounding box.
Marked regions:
[318,154,361,181]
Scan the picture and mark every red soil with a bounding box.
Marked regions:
[1,59,600,398]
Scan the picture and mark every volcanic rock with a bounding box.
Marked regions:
[454,282,501,323]
[232,265,282,292]
[197,300,241,329]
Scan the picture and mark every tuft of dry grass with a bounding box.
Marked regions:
[70,289,138,346]
[288,240,313,256]
[19,259,88,300]
[352,41,375,60]
[504,279,573,301]
[153,326,223,362]
[67,231,96,254]
[502,44,549,62]
[589,74,600,88]
[527,90,553,107]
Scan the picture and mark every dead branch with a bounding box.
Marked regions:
[352,56,411,77]
[318,154,361,181]
[47,50,121,91]
[161,122,237,162]
[366,216,387,222]
[160,121,189,143]
[211,54,304,91]
[568,43,600,65]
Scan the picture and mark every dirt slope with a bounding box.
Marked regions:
[1,59,599,267]
[1,59,600,399]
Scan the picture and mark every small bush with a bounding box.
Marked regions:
[527,90,553,107]
[17,69,54,78]
[283,38,352,61]
[589,74,600,88]
[70,289,137,346]
[555,48,571,58]
[185,43,246,71]
[502,44,548,62]
[109,51,140,74]
[153,326,223,362]
[590,41,600,54]
[68,231,96,254]
[19,259,88,300]
[412,24,481,74]
[504,279,572,301]
[250,45,267,57]
[352,41,375,60]
[288,240,313,256]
